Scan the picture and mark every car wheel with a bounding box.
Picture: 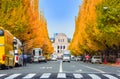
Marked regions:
[45,60,47,63]
[99,62,102,64]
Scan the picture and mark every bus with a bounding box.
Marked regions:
[32,48,42,62]
[0,27,15,69]
[13,37,23,67]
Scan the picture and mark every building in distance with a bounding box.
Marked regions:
[51,33,70,58]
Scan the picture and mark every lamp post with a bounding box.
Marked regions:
[21,42,24,66]
[103,6,108,10]
[103,6,108,64]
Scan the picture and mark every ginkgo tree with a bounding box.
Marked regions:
[0,0,53,56]
[70,0,120,62]
[69,0,102,55]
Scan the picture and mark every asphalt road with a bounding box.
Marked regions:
[0,60,120,79]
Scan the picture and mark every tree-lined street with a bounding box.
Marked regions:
[0,0,120,79]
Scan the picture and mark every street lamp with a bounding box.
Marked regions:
[21,42,25,65]
[103,6,108,10]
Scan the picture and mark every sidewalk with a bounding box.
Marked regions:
[103,63,120,67]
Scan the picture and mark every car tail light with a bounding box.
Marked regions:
[16,56,18,61]
[2,55,5,61]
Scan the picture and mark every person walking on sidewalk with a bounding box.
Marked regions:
[85,54,90,63]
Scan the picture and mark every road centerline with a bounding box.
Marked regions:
[59,60,63,72]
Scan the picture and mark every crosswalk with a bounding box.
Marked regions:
[0,73,120,79]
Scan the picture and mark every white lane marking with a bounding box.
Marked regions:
[73,74,83,78]
[22,73,36,79]
[57,73,66,78]
[75,69,82,72]
[82,65,106,73]
[40,67,46,69]
[88,74,101,79]
[46,67,52,69]
[59,60,63,72]
[0,74,6,77]
[40,73,51,78]
[5,74,21,79]
[40,67,52,69]
[103,74,118,79]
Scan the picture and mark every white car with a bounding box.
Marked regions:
[51,57,57,61]
[33,56,39,62]
[91,56,102,64]
[62,54,71,62]
[38,56,47,62]
[75,56,82,61]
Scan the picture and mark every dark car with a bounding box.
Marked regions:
[27,55,33,63]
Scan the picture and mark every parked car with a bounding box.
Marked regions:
[33,56,40,62]
[27,55,33,63]
[91,56,102,64]
[38,56,47,63]
[71,56,76,61]
[51,57,57,61]
[50,54,57,61]
[76,56,82,61]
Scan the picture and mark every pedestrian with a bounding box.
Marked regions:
[23,54,27,66]
[85,54,90,63]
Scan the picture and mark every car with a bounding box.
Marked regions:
[51,57,57,61]
[50,54,57,61]
[62,51,71,62]
[71,56,76,61]
[75,56,82,61]
[27,55,33,63]
[33,56,39,62]
[38,56,47,63]
[91,56,102,64]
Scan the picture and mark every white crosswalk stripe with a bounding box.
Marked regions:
[0,74,6,77]
[73,74,83,78]
[22,73,36,79]
[57,73,66,78]
[40,73,51,78]
[103,74,118,79]
[0,73,120,79]
[88,74,101,79]
[4,74,21,79]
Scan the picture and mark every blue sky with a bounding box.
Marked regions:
[39,0,82,38]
